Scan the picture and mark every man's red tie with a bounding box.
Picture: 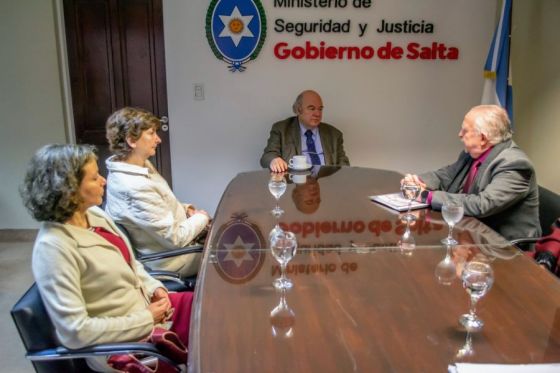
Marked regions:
[463,160,481,193]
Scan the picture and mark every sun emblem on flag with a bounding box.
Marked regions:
[213,213,266,284]
[206,0,267,72]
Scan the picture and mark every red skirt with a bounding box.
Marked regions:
[168,291,194,346]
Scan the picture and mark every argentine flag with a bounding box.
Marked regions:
[481,0,513,124]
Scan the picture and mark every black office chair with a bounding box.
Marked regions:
[538,186,560,236]
[511,186,560,251]
[11,283,181,373]
[115,223,204,291]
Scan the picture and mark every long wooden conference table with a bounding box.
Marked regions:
[188,167,560,372]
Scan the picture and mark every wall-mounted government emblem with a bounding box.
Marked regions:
[206,0,267,72]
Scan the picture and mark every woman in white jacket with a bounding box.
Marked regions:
[20,144,193,372]
[104,107,210,277]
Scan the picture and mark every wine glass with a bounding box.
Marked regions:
[270,289,295,338]
[400,181,420,222]
[270,231,297,290]
[441,201,464,245]
[459,260,494,331]
[434,245,457,285]
[398,220,416,256]
[268,176,287,216]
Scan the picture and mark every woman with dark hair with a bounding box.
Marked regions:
[105,107,210,277]
[21,144,192,372]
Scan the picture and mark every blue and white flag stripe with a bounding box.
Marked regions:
[481,0,513,125]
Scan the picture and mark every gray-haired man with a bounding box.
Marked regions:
[403,104,540,240]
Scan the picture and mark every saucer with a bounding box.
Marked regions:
[288,164,312,172]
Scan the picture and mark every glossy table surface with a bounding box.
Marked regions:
[188,167,560,372]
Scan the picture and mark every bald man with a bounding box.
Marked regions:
[260,90,350,172]
[402,104,540,241]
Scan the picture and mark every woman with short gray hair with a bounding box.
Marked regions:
[104,107,210,277]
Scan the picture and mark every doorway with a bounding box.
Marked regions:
[63,0,172,183]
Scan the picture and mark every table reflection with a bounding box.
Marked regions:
[270,289,295,339]
[289,166,339,209]
[191,168,560,372]
[207,168,512,251]
[210,213,266,285]
[456,331,474,359]
[398,216,416,256]
[435,244,456,285]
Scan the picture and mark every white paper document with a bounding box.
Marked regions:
[449,363,560,373]
[369,192,429,212]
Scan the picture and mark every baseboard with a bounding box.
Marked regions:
[0,229,38,242]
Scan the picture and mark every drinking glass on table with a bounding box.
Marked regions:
[441,201,464,245]
[459,260,494,331]
[268,175,287,216]
[270,231,297,290]
[400,181,421,222]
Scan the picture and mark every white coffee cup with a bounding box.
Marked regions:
[289,173,307,184]
[289,155,308,169]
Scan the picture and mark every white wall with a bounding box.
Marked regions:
[2,1,558,229]
[512,0,560,194]
[163,0,497,214]
[0,1,67,229]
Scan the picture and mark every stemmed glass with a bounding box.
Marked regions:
[400,181,421,222]
[270,289,295,338]
[398,219,415,256]
[434,245,457,285]
[459,260,494,331]
[268,175,287,217]
[270,231,297,290]
[441,201,464,245]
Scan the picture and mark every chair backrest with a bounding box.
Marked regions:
[11,283,92,373]
[114,222,192,291]
[539,186,560,236]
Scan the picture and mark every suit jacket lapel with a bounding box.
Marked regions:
[290,117,301,155]
[318,124,333,165]
[471,140,510,193]
[448,154,472,193]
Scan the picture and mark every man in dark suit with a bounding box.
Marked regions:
[403,104,540,240]
[260,90,350,172]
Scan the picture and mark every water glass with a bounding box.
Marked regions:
[441,201,464,245]
[401,181,420,222]
[459,260,494,331]
[268,176,287,216]
[270,231,297,290]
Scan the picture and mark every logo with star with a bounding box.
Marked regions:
[213,214,265,284]
[206,0,267,72]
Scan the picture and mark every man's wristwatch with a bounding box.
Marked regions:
[420,190,430,203]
